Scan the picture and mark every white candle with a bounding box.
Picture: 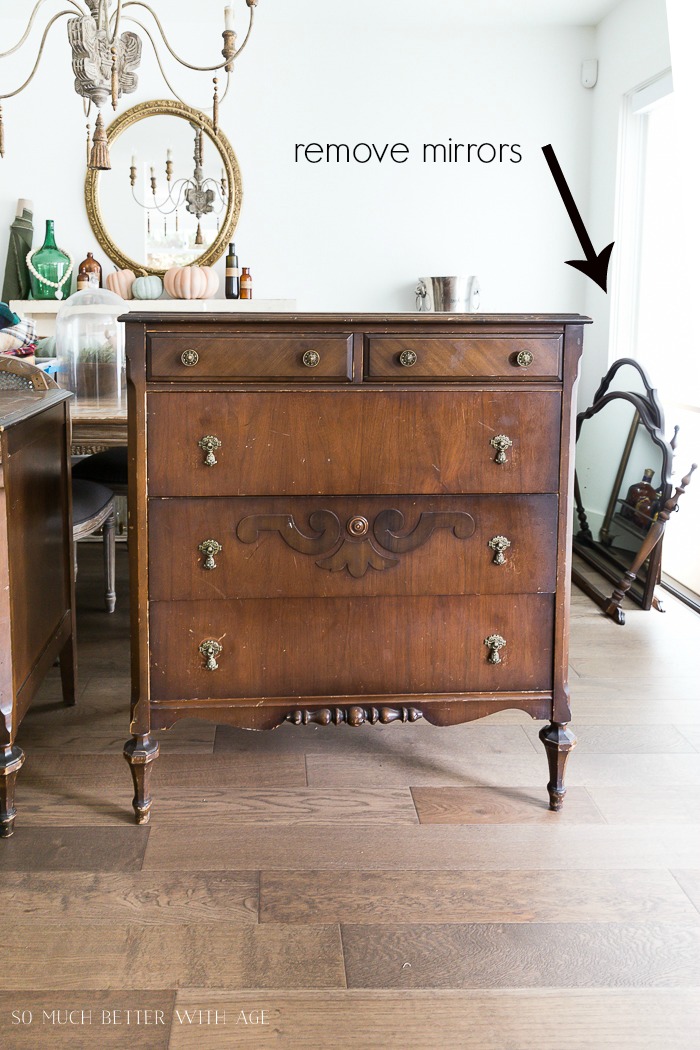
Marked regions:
[131,153,137,167]
[167,148,173,161]
[224,5,234,31]
[150,166,155,178]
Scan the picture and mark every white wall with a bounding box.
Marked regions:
[580,0,671,406]
[0,1,596,312]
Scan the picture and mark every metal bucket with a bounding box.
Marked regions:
[415,275,480,312]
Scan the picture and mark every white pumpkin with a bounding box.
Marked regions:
[105,268,136,299]
[164,265,220,300]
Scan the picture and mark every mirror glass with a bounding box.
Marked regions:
[86,101,241,276]
[576,397,666,559]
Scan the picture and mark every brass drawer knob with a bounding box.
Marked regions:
[399,350,417,368]
[198,539,223,570]
[347,515,369,537]
[484,634,507,664]
[181,349,199,367]
[199,639,223,671]
[302,350,320,368]
[198,435,222,467]
[490,434,513,465]
[516,350,534,368]
[488,535,511,565]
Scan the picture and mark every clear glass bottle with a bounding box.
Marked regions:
[29,220,72,301]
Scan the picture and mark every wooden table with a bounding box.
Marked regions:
[0,388,76,837]
[70,397,127,456]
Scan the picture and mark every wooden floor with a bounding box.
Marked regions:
[2,546,700,1049]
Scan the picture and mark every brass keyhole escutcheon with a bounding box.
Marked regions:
[347,515,369,537]
[302,350,320,368]
[484,634,507,664]
[198,435,222,467]
[488,535,511,566]
[181,349,199,367]
[490,434,513,465]
[199,639,223,671]
[399,350,418,368]
[198,539,223,570]
[516,350,534,368]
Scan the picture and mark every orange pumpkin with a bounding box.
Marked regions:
[164,265,220,300]
[105,268,136,299]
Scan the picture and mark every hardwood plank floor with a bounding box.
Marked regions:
[2,545,699,1049]
[166,989,700,1050]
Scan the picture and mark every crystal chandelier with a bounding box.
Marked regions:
[0,0,259,170]
[131,123,228,246]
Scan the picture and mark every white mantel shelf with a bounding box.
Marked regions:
[10,298,296,337]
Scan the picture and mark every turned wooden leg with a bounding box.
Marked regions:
[103,510,116,614]
[539,722,577,812]
[59,633,78,707]
[1,745,25,838]
[124,734,159,824]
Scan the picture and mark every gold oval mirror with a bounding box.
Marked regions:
[85,99,242,276]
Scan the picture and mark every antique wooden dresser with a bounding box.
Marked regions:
[122,312,589,822]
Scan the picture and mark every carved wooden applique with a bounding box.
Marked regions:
[236,509,475,579]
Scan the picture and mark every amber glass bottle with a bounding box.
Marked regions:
[78,252,102,288]
[240,266,252,300]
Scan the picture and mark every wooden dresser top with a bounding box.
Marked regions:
[121,312,592,327]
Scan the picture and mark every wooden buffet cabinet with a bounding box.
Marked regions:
[122,312,589,823]
[0,388,76,837]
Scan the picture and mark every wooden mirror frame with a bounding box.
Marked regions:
[85,99,242,277]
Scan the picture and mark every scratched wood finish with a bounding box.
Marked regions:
[148,332,353,381]
[365,334,562,379]
[148,494,558,601]
[146,388,563,497]
[148,594,555,701]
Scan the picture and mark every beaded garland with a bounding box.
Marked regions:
[26,247,74,300]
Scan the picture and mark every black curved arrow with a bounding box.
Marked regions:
[542,144,614,293]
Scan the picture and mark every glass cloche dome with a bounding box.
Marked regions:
[55,288,128,406]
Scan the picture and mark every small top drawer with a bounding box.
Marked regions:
[148,333,353,382]
[366,335,562,380]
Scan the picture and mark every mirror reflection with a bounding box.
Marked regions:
[86,101,241,276]
[576,398,665,554]
[573,359,674,614]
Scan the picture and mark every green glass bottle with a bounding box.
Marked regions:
[29,220,72,300]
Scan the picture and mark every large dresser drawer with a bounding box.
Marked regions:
[148,494,558,600]
[149,594,555,701]
[366,334,562,380]
[147,389,562,496]
[148,332,353,382]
